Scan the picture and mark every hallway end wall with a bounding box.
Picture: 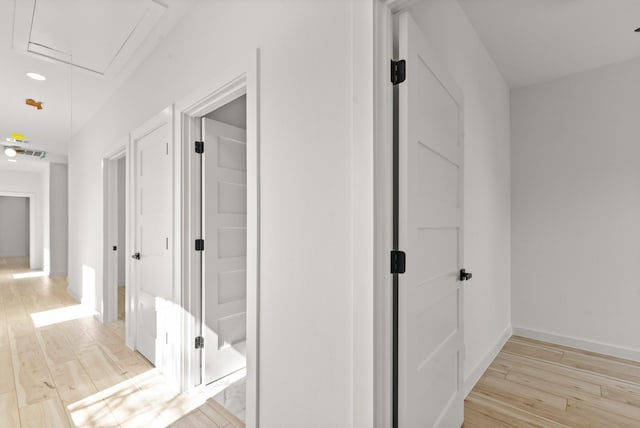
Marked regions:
[0,196,30,257]
[0,168,46,270]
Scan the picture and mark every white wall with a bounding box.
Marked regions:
[49,163,68,275]
[511,57,640,357]
[117,157,126,286]
[205,95,246,129]
[68,1,359,426]
[408,0,512,390]
[0,196,30,257]
[0,168,46,269]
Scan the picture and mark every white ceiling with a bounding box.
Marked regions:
[0,0,194,170]
[459,0,640,88]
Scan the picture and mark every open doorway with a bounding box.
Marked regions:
[116,156,126,322]
[177,68,258,426]
[103,149,128,326]
[0,196,30,265]
[201,94,248,422]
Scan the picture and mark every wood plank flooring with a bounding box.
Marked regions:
[0,257,243,428]
[9,255,637,427]
[170,398,245,428]
[464,335,640,427]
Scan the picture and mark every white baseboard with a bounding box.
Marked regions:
[513,326,640,363]
[463,325,512,397]
[67,287,81,304]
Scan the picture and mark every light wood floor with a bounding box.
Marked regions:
[464,335,640,427]
[11,256,638,427]
[0,257,243,428]
[170,398,245,428]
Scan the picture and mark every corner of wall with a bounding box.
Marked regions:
[463,324,512,397]
[67,285,81,304]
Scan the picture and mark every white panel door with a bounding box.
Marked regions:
[133,123,172,366]
[203,118,247,384]
[396,12,465,428]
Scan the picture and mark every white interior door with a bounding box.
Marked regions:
[133,122,172,366]
[396,11,465,428]
[202,117,247,384]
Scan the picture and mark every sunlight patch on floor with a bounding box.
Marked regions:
[66,368,222,427]
[12,270,49,279]
[30,304,98,328]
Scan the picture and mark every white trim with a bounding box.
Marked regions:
[373,0,394,427]
[174,49,260,428]
[463,326,512,397]
[513,326,640,363]
[0,191,35,197]
[102,145,127,324]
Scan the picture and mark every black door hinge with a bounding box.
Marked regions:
[195,336,204,349]
[391,59,406,85]
[460,269,473,281]
[195,141,204,154]
[391,250,406,274]
[195,239,205,251]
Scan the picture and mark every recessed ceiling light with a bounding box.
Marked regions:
[8,159,16,163]
[4,147,17,157]
[26,72,46,81]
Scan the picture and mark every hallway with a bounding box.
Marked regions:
[0,257,241,427]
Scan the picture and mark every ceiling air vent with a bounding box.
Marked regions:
[16,148,47,159]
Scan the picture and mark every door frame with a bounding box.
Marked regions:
[174,49,260,427]
[102,144,127,324]
[372,1,426,427]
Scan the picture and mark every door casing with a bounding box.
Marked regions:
[174,50,260,428]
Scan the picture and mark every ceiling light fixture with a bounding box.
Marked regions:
[26,72,46,81]
[8,159,16,163]
[4,147,17,157]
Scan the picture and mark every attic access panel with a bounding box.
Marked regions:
[13,0,166,75]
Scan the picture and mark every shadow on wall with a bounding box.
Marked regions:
[82,264,97,309]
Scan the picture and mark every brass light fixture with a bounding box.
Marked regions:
[25,99,43,110]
